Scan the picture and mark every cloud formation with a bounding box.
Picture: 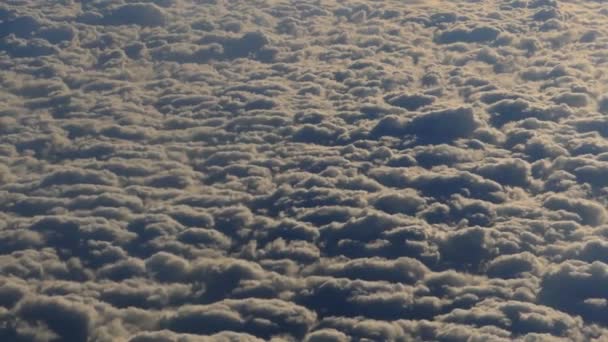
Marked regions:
[1,0,608,340]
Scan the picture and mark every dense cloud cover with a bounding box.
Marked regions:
[2,0,608,340]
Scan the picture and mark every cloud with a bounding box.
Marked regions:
[543,195,607,226]
[487,99,572,127]
[434,26,501,44]
[371,107,480,143]
[97,3,168,27]
[128,330,265,342]
[538,260,608,325]
[305,256,429,284]
[371,190,426,215]
[485,252,542,278]
[160,299,316,339]
[2,0,608,340]
[14,295,93,342]
[384,93,436,111]
[475,158,532,187]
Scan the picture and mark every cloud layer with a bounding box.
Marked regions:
[2,0,608,340]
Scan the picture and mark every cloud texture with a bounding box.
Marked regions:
[2,0,608,340]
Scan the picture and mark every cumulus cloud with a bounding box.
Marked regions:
[1,0,608,340]
[371,106,481,143]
